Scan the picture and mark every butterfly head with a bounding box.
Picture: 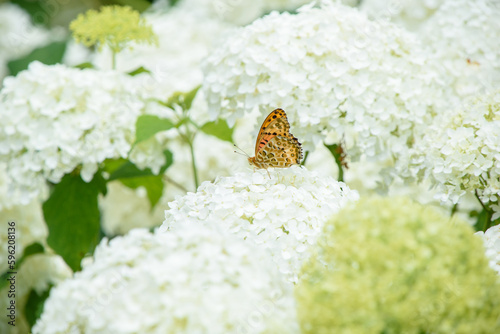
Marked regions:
[248,156,257,167]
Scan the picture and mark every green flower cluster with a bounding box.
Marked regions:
[70,5,158,55]
[296,197,500,334]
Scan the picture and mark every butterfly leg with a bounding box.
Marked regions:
[266,168,271,179]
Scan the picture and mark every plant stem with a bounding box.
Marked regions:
[300,151,309,166]
[177,107,199,191]
[111,51,117,70]
[188,139,199,190]
[475,190,494,232]
[336,158,344,182]
[162,175,189,193]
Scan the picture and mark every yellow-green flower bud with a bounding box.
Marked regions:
[70,5,158,54]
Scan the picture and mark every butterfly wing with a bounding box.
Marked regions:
[254,108,291,156]
[255,135,303,168]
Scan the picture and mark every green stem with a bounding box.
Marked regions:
[163,175,189,193]
[111,51,117,70]
[188,139,199,190]
[300,151,309,166]
[335,157,344,182]
[475,190,494,232]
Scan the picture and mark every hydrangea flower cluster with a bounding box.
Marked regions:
[162,166,358,281]
[476,224,500,275]
[296,197,500,333]
[99,182,165,236]
[0,164,47,271]
[154,0,319,26]
[419,0,500,99]
[360,0,445,30]
[0,61,169,205]
[33,227,299,334]
[202,2,452,162]
[405,89,500,209]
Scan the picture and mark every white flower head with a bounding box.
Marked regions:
[202,2,452,163]
[161,166,359,281]
[419,0,500,99]
[0,62,169,205]
[406,89,500,206]
[0,163,47,271]
[360,0,445,30]
[99,182,165,236]
[476,224,500,275]
[153,0,320,26]
[33,226,299,334]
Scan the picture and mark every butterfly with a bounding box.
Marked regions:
[247,108,303,169]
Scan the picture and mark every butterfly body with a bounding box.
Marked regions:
[248,108,303,169]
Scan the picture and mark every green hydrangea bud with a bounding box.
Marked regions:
[296,197,500,334]
[70,5,158,55]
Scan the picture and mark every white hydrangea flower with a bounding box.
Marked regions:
[0,62,170,205]
[99,182,165,236]
[152,0,329,26]
[419,0,500,99]
[0,164,47,272]
[62,40,92,67]
[406,89,500,207]
[161,166,359,281]
[360,0,444,30]
[34,227,299,334]
[202,2,452,163]
[476,224,500,275]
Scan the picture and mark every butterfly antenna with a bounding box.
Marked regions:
[233,144,250,158]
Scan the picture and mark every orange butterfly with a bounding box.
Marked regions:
[247,108,303,169]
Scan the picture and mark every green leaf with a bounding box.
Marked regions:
[134,115,174,146]
[159,150,174,174]
[108,161,156,180]
[128,66,151,76]
[120,175,164,209]
[108,152,173,209]
[0,242,45,291]
[162,85,200,110]
[200,119,234,143]
[25,285,53,329]
[74,62,94,69]
[43,172,106,271]
[169,0,181,6]
[10,0,50,26]
[7,41,67,76]
[17,243,44,267]
[102,158,128,175]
